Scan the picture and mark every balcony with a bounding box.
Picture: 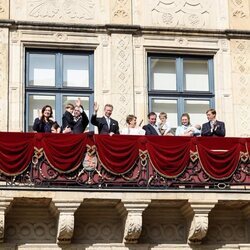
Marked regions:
[0,132,250,249]
[0,132,249,189]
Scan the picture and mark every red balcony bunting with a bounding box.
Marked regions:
[37,133,91,173]
[95,135,140,174]
[0,132,249,180]
[0,132,35,176]
[145,136,192,178]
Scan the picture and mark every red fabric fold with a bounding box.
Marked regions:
[39,133,89,173]
[94,135,140,174]
[146,136,192,178]
[0,132,35,176]
[196,138,241,180]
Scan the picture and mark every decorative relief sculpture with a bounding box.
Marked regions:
[231,0,249,18]
[152,0,211,28]
[186,202,216,245]
[205,221,247,243]
[124,212,142,243]
[231,40,250,136]
[0,213,4,242]
[57,212,74,244]
[188,215,208,244]
[111,0,131,23]
[113,35,133,126]
[27,0,94,20]
[0,1,6,14]
[123,201,149,243]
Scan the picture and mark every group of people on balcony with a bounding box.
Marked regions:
[33,99,225,137]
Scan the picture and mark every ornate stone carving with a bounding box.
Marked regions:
[57,212,74,244]
[0,0,6,14]
[54,32,68,41]
[205,220,247,243]
[124,211,142,243]
[231,0,249,18]
[52,200,81,244]
[101,34,110,47]
[5,221,57,243]
[152,0,211,28]
[27,0,94,20]
[0,212,4,242]
[231,39,250,136]
[188,215,208,244]
[184,201,217,245]
[112,34,133,127]
[123,201,149,243]
[111,0,131,24]
[74,222,123,242]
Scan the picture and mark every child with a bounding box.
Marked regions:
[62,103,75,130]
[51,121,61,133]
[158,112,173,136]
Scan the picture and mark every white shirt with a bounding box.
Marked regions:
[121,127,146,135]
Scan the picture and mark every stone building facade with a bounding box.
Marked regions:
[0,0,250,249]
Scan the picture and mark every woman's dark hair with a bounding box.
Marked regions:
[41,105,53,122]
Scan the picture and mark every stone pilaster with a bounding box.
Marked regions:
[0,199,12,243]
[51,200,82,244]
[111,33,134,128]
[182,201,217,245]
[0,28,9,131]
[122,200,150,243]
[230,39,250,137]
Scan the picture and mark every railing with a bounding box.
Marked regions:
[0,132,249,189]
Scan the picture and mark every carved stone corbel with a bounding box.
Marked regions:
[51,200,81,244]
[182,201,217,245]
[0,199,13,243]
[122,200,150,243]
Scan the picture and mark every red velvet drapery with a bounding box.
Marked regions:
[0,132,249,179]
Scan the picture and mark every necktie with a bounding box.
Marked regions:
[106,118,110,129]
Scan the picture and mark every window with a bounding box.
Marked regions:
[25,49,94,131]
[148,54,214,127]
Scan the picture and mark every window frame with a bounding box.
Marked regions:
[148,53,215,125]
[25,49,94,132]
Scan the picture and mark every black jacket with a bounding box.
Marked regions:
[91,115,119,134]
[62,111,75,130]
[72,110,89,134]
[142,124,159,136]
[201,120,225,137]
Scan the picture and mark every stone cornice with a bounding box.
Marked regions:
[0,20,250,38]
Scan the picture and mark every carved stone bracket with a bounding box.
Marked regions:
[122,200,150,243]
[0,199,13,243]
[51,200,82,245]
[182,201,217,245]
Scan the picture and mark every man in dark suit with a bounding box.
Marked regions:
[201,108,225,137]
[142,112,160,135]
[91,102,119,135]
[72,105,89,134]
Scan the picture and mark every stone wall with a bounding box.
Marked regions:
[0,191,249,249]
